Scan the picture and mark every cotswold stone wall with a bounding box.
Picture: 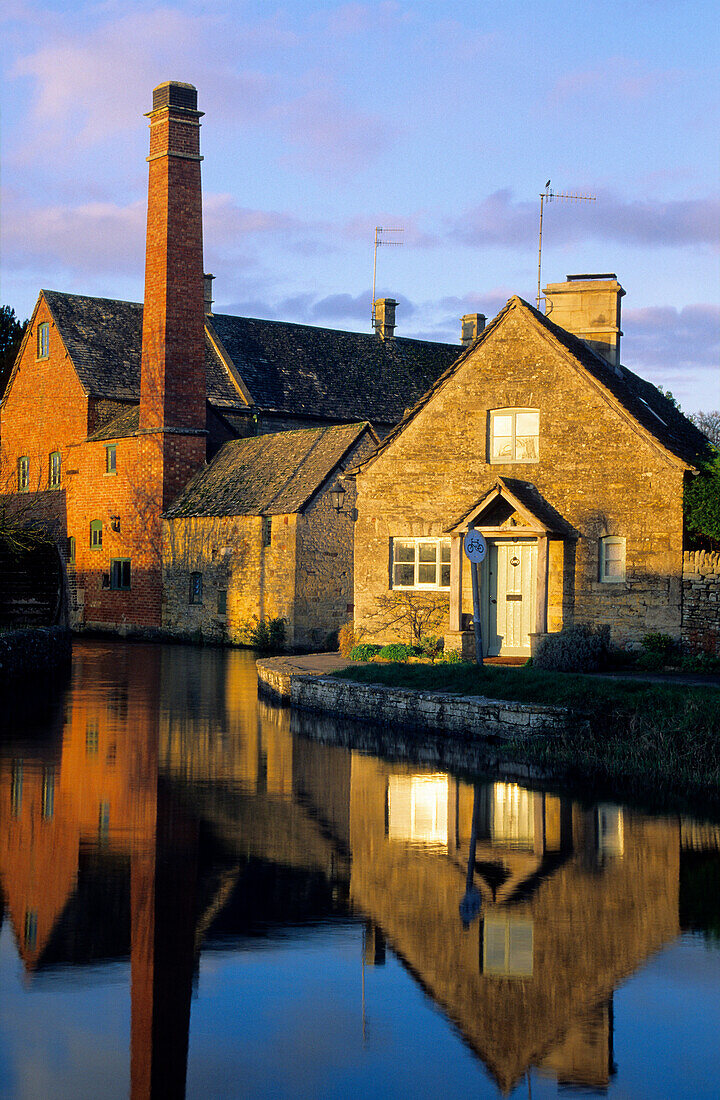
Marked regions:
[354,306,687,648]
[682,550,720,654]
[289,674,571,738]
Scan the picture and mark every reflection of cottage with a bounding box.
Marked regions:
[0,81,458,639]
[163,422,377,647]
[352,278,712,655]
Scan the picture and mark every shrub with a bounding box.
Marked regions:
[349,643,382,662]
[441,649,462,664]
[238,616,286,652]
[416,634,444,661]
[684,453,720,546]
[338,622,358,658]
[377,642,414,662]
[534,625,609,673]
[641,632,676,657]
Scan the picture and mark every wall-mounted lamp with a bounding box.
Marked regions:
[110,515,121,532]
[329,483,346,513]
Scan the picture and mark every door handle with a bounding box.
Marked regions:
[490,598,497,604]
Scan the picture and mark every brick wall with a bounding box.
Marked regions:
[682,550,720,654]
[354,305,687,648]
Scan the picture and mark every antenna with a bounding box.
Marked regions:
[537,183,596,309]
[371,226,403,328]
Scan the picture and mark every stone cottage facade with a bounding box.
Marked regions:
[0,81,458,640]
[163,423,377,647]
[352,280,712,656]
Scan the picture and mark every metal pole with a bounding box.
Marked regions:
[470,558,483,667]
[537,190,546,310]
[371,227,379,330]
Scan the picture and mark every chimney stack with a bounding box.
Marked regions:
[374,298,398,340]
[204,273,214,316]
[460,313,486,346]
[139,81,206,434]
[543,274,625,370]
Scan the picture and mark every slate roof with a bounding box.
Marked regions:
[165,422,374,518]
[41,290,460,426]
[357,296,713,472]
[87,406,139,441]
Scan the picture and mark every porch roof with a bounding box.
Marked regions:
[445,478,579,538]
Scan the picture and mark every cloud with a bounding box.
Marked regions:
[447,190,720,250]
[552,56,682,103]
[623,304,720,372]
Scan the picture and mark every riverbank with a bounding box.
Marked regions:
[257,655,720,809]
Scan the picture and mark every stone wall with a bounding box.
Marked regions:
[289,674,572,738]
[682,550,720,654]
[354,304,687,650]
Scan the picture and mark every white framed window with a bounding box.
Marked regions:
[37,323,49,359]
[392,538,451,589]
[49,451,61,488]
[489,408,539,463]
[482,916,534,977]
[17,456,29,492]
[599,536,625,582]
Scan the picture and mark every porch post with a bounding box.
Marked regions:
[449,535,463,632]
[535,535,548,634]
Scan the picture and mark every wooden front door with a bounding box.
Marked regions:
[486,540,536,657]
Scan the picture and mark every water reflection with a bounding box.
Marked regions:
[0,641,719,1098]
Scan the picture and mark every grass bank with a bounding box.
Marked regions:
[331,662,720,805]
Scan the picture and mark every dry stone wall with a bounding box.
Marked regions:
[682,550,720,654]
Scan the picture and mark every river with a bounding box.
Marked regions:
[0,640,719,1099]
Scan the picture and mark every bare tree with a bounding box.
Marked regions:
[366,590,448,647]
[690,410,720,447]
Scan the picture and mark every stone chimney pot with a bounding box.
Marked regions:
[374,298,398,340]
[460,313,486,346]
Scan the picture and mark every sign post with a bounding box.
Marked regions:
[463,527,487,666]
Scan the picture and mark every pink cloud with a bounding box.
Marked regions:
[552,56,682,103]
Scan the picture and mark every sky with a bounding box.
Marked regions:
[1,0,718,413]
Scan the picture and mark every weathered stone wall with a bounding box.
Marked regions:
[289,674,571,738]
[682,550,720,654]
[354,305,687,648]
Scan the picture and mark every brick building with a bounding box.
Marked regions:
[351,279,712,655]
[0,81,458,640]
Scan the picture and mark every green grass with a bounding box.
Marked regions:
[330,662,720,803]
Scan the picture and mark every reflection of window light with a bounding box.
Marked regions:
[491,783,535,847]
[99,801,110,842]
[11,763,23,816]
[388,774,449,846]
[86,719,99,756]
[42,768,55,820]
[483,916,534,977]
[597,804,624,858]
[24,911,38,950]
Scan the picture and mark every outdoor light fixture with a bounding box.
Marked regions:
[329,483,346,513]
[110,515,121,532]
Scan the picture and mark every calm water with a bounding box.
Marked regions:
[0,641,719,1100]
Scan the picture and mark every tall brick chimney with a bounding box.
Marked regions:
[140,81,206,435]
[139,81,207,509]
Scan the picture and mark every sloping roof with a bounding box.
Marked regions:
[447,478,579,537]
[208,313,460,424]
[41,291,460,426]
[354,296,713,473]
[165,422,374,518]
[87,406,139,441]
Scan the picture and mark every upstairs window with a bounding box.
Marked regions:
[392,538,451,589]
[189,572,203,604]
[105,445,116,474]
[599,536,626,583]
[17,456,29,492]
[110,559,131,590]
[67,536,76,564]
[262,517,272,547]
[49,451,61,488]
[489,409,539,463]
[37,323,49,359]
[90,520,103,550]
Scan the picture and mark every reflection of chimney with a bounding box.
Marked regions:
[374,298,397,340]
[140,81,206,432]
[543,274,625,370]
[460,313,486,346]
[203,273,214,316]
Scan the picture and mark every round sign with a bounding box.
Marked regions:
[463,529,487,563]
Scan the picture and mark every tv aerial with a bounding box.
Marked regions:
[537,182,596,308]
[371,225,403,328]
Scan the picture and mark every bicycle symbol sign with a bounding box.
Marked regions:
[463,530,487,563]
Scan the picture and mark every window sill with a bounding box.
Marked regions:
[104,471,117,477]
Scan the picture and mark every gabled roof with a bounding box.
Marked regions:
[39,291,460,426]
[447,478,579,538]
[354,296,713,474]
[208,313,460,424]
[165,422,376,518]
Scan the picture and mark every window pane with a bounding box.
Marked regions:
[515,411,539,436]
[418,542,437,563]
[493,414,513,436]
[515,434,537,460]
[418,562,437,584]
[393,562,415,586]
[394,540,415,563]
[491,435,513,460]
[440,541,451,563]
[440,564,451,587]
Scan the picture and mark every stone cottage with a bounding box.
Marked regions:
[0,81,458,638]
[163,422,377,647]
[351,277,713,657]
